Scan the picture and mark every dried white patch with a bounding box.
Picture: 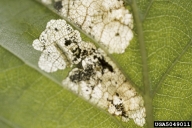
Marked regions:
[53,0,133,54]
[41,0,52,4]
[32,19,145,127]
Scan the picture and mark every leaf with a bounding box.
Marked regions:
[0,0,191,128]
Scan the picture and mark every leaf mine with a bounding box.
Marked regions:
[42,0,134,54]
[32,19,145,126]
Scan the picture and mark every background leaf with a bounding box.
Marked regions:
[0,0,191,128]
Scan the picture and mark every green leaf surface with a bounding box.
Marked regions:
[0,0,191,128]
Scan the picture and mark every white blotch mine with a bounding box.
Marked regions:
[63,48,146,127]
[32,19,145,127]
[32,19,82,72]
[53,0,133,54]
